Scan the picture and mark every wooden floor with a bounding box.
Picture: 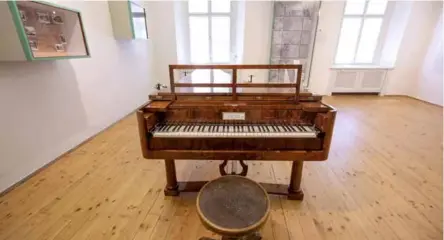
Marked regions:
[0,96,442,240]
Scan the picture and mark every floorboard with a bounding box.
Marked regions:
[0,96,442,240]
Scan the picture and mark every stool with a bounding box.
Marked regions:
[196,175,270,240]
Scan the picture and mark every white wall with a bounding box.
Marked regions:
[308,1,344,95]
[384,1,442,104]
[173,1,189,64]
[380,1,412,67]
[413,12,443,106]
[240,1,273,82]
[144,1,178,87]
[0,1,155,192]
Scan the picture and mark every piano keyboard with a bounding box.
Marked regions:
[152,123,318,138]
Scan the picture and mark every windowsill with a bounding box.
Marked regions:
[331,64,394,70]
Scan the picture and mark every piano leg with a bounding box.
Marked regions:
[288,161,304,200]
[164,159,179,196]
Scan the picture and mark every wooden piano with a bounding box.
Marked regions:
[136,64,336,200]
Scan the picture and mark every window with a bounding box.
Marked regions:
[188,0,232,63]
[130,2,148,39]
[335,0,388,64]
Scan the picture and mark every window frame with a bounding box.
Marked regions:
[334,0,393,65]
[185,0,235,64]
[129,1,149,39]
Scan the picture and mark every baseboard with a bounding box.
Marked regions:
[384,95,443,107]
[405,96,443,107]
[0,101,148,197]
[331,92,379,96]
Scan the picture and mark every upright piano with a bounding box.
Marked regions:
[137,64,336,200]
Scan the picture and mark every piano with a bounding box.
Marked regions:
[137,64,336,200]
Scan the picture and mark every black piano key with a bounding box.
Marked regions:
[301,125,309,132]
[296,125,304,132]
[271,124,278,132]
[280,124,287,132]
[271,124,277,132]
[283,124,292,132]
[270,124,277,132]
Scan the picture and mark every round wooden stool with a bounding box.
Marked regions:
[197,175,270,240]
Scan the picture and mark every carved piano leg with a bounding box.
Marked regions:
[288,161,304,200]
[164,159,179,196]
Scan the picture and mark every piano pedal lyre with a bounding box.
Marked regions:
[219,160,248,176]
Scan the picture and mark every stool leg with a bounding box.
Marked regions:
[164,159,179,196]
[288,161,304,200]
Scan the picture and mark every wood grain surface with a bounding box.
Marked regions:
[0,96,441,240]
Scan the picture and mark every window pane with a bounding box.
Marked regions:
[211,0,230,13]
[132,17,148,39]
[191,69,211,83]
[188,0,208,13]
[344,0,366,15]
[335,18,362,64]
[355,18,383,63]
[366,0,387,15]
[211,16,230,62]
[189,16,209,63]
[213,69,231,83]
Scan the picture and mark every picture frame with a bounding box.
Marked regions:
[29,40,38,51]
[36,11,50,24]
[24,26,36,36]
[19,10,27,22]
[55,43,65,52]
[59,33,67,44]
[51,14,64,25]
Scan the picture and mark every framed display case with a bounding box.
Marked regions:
[0,1,89,61]
[108,0,148,40]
